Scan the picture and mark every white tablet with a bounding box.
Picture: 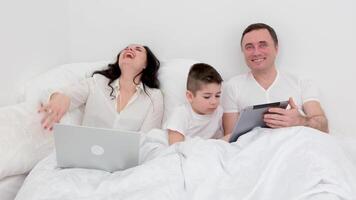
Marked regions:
[229,101,289,143]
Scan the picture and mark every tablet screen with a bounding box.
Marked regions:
[229,100,288,143]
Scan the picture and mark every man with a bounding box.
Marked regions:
[222,23,328,136]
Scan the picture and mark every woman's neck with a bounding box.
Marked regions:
[120,63,142,85]
[119,75,139,92]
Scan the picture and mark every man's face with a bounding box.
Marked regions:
[241,29,278,72]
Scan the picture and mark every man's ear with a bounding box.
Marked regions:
[186,90,194,103]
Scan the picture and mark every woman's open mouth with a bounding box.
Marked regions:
[124,51,135,59]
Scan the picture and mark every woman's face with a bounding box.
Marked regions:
[118,44,147,74]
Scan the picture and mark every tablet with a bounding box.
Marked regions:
[229,101,289,143]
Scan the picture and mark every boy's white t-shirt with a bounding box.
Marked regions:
[166,103,223,139]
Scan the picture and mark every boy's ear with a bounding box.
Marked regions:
[186,90,194,103]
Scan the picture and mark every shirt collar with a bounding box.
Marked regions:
[111,78,144,93]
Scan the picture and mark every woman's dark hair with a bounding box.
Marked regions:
[92,46,160,98]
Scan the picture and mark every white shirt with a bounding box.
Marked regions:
[53,74,164,133]
[222,70,320,113]
[166,103,223,139]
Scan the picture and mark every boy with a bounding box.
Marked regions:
[167,63,224,145]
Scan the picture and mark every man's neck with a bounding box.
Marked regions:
[251,67,277,90]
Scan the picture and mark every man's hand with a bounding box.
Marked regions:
[263,97,306,128]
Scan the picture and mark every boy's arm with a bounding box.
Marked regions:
[166,105,188,145]
[222,112,239,135]
[168,130,185,145]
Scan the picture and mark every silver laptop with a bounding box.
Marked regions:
[229,101,289,143]
[53,124,141,172]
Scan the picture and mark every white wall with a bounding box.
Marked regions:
[67,0,356,135]
[1,0,354,135]
[0,0,69,106]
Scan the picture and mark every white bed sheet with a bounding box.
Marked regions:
[15,127,356,200]
[333,134,356,166]
[0,174,27,200]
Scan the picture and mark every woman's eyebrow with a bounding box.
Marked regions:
[135,46,144,50]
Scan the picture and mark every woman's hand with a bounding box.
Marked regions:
[38,92,70,130]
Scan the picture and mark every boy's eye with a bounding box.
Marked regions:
[203,96,210,99]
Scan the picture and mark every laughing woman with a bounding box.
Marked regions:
[39,44,163,133]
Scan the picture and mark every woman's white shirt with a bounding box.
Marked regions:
[53,74,164,133]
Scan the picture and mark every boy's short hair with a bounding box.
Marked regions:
[187,63,223,95]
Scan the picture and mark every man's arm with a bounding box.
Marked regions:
[264,98,329,133]
[222,112,239,135]
[302,101,329,133]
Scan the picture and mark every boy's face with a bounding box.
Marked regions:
[187,83,221,115]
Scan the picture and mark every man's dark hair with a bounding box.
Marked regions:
[240,23,278,47]
[187,63,223,95]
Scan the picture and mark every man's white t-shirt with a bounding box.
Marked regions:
[166,103,224,139]
[222,70,320,113]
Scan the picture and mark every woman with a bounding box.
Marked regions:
[39,44,163,133]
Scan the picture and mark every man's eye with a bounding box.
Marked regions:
[260,43,268,48]
[245,46,253,50]
[215,95,221,98]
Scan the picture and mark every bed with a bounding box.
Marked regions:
[0,174,26,200]
[0,60,355,199]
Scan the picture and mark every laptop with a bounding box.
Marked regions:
[229,101,289,143]
[53,124,141,172]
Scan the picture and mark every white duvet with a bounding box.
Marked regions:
[15,126,356,200]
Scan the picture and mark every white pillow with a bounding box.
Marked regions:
[158,59,200,127]
[23,61,110,124]
[23,59,200,128]
[0,59,201,179]
[0,61,110,179]
[23,61,109,103]
[0,173,27,200]
[0,102,53,180]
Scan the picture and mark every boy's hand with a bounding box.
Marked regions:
[221,134,231,142]
[168,130,185,145]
